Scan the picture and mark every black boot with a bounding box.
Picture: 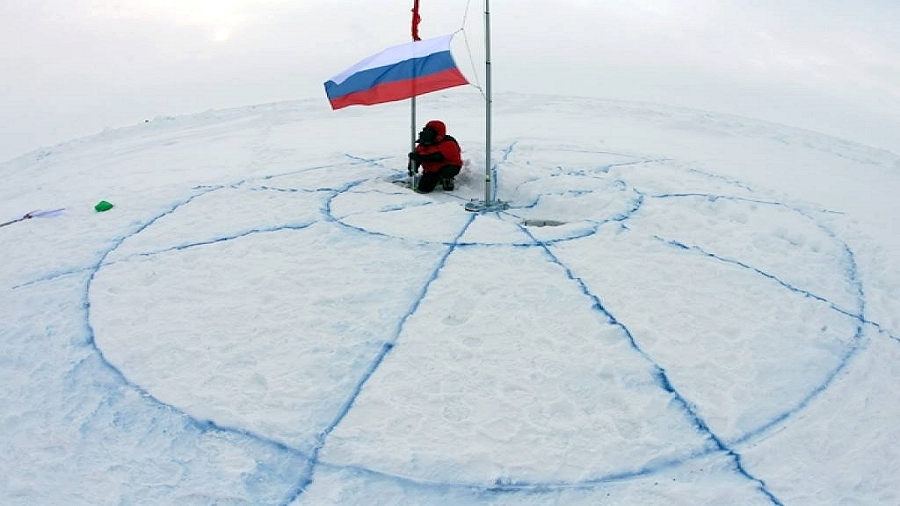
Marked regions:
[440,176,455,191]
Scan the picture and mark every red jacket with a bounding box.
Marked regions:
[414,120,462,174]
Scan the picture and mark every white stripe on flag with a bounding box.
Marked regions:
[327,35,455,86]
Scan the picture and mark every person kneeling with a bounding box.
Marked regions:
[408,120,462,193]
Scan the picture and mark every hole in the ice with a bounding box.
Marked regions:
[523,219,566,227]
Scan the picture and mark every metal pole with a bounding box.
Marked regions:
[465,0,506,212]
[410,1,420,176]
[411,96,417,154]
[408,96,417,182]
[484,0,492,204]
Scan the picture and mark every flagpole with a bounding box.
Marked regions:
[465,0,507,212]
[484,0,492,205]
[409,1,421,182]
[411,96,417,156]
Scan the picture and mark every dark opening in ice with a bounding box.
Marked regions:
[523,219,566,227]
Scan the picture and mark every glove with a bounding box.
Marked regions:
[408,151,421,163]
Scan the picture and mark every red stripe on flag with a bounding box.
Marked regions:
[329,68,468,110]
[412,0,422,41]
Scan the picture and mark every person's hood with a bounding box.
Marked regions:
[425,120,447,140]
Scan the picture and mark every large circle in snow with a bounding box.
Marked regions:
[87,136,865,489]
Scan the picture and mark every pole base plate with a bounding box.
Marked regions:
[464,199,510,213]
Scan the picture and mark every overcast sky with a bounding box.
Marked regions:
[2,0,898,162]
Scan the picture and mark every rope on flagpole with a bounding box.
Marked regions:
[459,0,474,27]
[455,0,486,99]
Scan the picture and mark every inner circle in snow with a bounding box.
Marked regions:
[328,167,643,246]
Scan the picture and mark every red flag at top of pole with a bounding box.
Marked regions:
[411,0,422,41]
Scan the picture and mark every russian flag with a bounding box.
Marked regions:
[324,34,469,110]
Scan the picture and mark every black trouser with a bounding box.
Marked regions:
[417,165,461,193]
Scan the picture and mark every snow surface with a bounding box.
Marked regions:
[1,91,899,505]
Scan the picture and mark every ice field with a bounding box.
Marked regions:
[2,92,899,505]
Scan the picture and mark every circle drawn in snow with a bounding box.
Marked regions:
[88,146,864,491]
